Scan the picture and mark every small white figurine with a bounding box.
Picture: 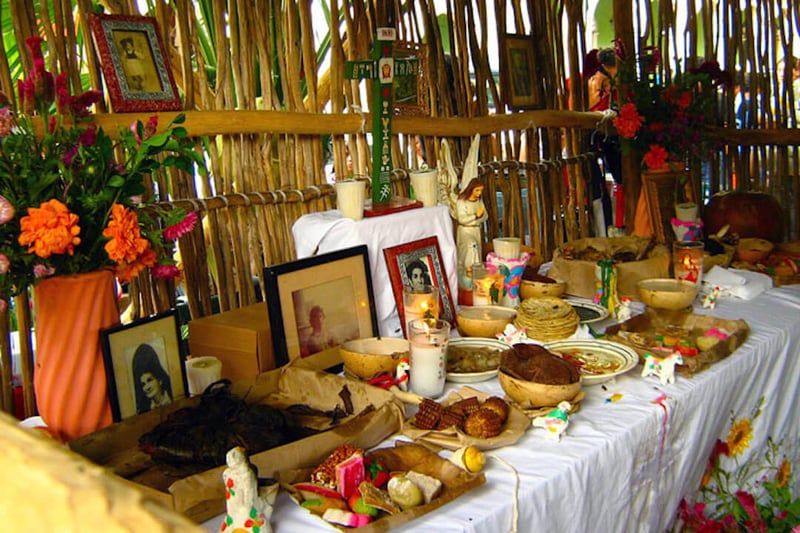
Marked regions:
[395,357,411,392]
[220,446,274,533]
[532,401,571,441]
[641,352,684,385]
[702,286,721,309]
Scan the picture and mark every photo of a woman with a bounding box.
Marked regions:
[131,343,173,414]
[405,258,433,291]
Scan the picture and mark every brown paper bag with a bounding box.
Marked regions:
[548,236,670,300]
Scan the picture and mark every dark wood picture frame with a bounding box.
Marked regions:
[500,34,542,110]
[641,169,696,243]
[264,245,378,367]
[101,310,186,421]
[383,236,457,338]
[88,13,182,112]
[393,41,430,117]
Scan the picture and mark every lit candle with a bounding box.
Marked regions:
[403,285,439,337]
[673,241,704,284]
[471,262,501,306]
[408,318,450,398]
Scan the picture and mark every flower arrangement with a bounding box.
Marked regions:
[611,42,732,170]
[0,36,204,311]
[677,397,800,532]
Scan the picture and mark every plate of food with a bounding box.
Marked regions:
[445,338,508,383]
[544,339,638,385]
[566,300,610,324]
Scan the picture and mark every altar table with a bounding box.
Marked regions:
[203,285,800,532]
[292,206,458,337]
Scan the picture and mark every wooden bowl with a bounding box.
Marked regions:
[456,305,517,338]
[519,279,567,300]
[339,337,409,380]
[636,278,699,310]
[498,370,582,408]
[736,238,774,264]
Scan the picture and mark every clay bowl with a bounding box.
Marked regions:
[736,238,774,264]
[498,369,582,408]
[636,278,699,311]
[339,337,409,380]
[456,305,517,338]
[519,279,567,300]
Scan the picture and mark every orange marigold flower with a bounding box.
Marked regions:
[103,204,149,263]
[643,145,668,169]
[613,103,644,139]
[775,459,791,488]
[726,418,752,457]
[114,247,157,283]
[18,199,81,258]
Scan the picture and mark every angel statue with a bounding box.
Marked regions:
[439,134,487,288]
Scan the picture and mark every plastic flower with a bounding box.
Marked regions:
[726,417,752,457]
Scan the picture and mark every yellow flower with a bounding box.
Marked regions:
[726,418,752,457]
[775,459,791,488]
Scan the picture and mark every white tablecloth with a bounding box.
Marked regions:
[203,285,800,533]
[292,206,458,337]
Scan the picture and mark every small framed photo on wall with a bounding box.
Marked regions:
[89,13,183,112]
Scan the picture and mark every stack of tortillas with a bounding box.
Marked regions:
[513,296,580,342]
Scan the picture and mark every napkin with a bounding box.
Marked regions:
[701,265,773,300]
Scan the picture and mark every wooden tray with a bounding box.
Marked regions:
[604,309,749,375]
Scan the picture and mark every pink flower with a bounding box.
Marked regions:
[162,211,198,241]
[151,264,181,280]
[0,254,9,275]
[144,115,158,140]
[736,491,766,532]
[0,195,15,224]
[0,107,12,136]
[33,264,55,279]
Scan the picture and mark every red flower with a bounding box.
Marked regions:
[643,145,668,169]
[677,91,693,110]
[613,103,644,139]
[162,211,198,241]
[151,264,181,280]
[736,490,766,532]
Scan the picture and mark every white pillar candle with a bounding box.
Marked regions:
[185,356,222,396]
[403,286,439,337]
[408,319,450,398]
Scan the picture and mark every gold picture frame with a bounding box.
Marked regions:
[393,41,430,116]
[641,169,696,243]
[501,34,543,110]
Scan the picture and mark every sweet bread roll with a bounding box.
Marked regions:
[463,408,503,439]
[481,396,510,424]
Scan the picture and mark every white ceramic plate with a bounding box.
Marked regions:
[544,339,639,385]
[445,337,509,383]
[566,300,610,324]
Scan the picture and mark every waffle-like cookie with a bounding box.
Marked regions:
[463,408,503,439]
[447,396,481,417]
[414,398,444,430]
[436,409,465,430]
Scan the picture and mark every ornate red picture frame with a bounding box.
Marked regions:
[89,13,182,113]
[383,236,457,338]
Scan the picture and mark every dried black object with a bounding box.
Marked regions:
[138,380,302,468]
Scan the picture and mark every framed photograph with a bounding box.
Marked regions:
[101,310,187,421]
[264,245,378,367]
[383,236,457,338]
[88,13,182,112]
[642,169,696,242]
[393,41,430,116]
[500,34,543,110]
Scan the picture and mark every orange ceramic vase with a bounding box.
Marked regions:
[33,270,119,441]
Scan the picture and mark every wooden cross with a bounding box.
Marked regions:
[345,27,418,206]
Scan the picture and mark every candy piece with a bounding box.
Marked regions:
[294,482,344,501]
[387,475,424,509]
[335,451,365,499]
[405,471,443,504]
[364,458,390,488]
[348,494,380,517]
[311,444,362,488]
[358,481,401,514]
[322,508,372,527]
[300,496,349,515]
[449,445,486,473]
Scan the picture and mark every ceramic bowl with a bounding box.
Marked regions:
[519,279,567,300]
[456,305,517,338]
[339,337,409,380]
[636,278,699,310]
[498,370,582,408]
[736,238,774,264]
